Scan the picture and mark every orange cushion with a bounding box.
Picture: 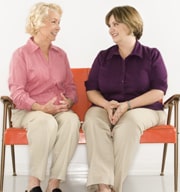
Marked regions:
[140,125,176,143]
[4,128,86,145]
[4,128,28,145]
[78,125,177,144]
[4,125,176,145]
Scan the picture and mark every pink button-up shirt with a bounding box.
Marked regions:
[8,38,78,110]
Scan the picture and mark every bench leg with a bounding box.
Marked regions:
[174,143,178,192]
[0,138,6,192]
[11,145,17,176]
[160,143,168,176]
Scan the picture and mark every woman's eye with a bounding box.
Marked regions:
[51,21,60,25]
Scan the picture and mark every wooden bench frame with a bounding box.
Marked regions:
[0,68,179,192]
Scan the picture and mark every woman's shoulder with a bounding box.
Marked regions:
[51,44,65,52]
[139,41,161,55]
[99,44,117,53]
[12,38,36,56]
[97,44,118,58]
[137,41,162,60]
[11,43,28,58]
[51,44,67,56]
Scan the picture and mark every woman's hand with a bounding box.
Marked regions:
[59,93,73,110]
[104,100,129,125]
[104,100,120,124]
[32,93,73,115]
[111,101,129,125]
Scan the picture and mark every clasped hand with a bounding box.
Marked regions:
[39,93,73,115]
[105,100,128,125]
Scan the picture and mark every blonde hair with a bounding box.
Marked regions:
[105,5,143,40]
[26,2,62,36]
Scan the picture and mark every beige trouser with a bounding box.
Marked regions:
[82,106,166,192]
[12,109,80,181]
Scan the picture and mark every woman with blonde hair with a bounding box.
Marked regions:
[8,2,80,192]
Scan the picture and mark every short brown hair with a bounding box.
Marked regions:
[105,5,143,40]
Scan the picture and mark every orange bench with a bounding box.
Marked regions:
[0,68,179,192]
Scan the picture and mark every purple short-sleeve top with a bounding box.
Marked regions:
[85,41,168,110]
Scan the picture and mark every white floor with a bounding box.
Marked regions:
[3,173,178,192]
[2,144,179,192]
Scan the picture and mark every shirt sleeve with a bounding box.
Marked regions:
[8,49,36,110]
[63,54,78,104]
[85,52,101,91]
[150,48,168,94]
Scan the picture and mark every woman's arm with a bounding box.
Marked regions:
[127,89,164,109]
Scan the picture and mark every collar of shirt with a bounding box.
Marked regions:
[26,37,60,53]
[106,41,144,60]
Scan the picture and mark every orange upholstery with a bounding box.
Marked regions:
[3,127,87,145]
[0,68,180,192]
[4,128,28,145]
[3,124,177,145]
[140,125,176,143]
[71,68,91,122]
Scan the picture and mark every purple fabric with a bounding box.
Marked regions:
[85,41,168,110]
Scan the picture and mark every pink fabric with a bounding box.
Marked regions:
[8,38,77,110]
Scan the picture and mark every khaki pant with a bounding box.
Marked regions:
[82,106,166,192]
[12,109,80,181]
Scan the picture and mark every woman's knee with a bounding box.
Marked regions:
[25,111,58,131]
[84,107,106,121]
[83,107,110,133]
[55,111,80,129]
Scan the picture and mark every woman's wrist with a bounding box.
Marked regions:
[127,101,132,110]
[67,98,74,109]
[31,102,43,111]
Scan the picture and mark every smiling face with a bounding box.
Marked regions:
[37,10,60,42]
[108,15,132,44]
[105,6,143,41]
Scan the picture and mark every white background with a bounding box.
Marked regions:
[0,0,180,176]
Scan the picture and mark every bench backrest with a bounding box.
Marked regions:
[71,68,91,122]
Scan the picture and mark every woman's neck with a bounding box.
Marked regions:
[33,36,50,60]
[118,37,136,59]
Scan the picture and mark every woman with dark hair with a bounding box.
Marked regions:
[83,5,168,192]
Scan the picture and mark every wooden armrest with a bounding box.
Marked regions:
[1,96,13,103]
[1,96,15,108]
[163,94,180,108]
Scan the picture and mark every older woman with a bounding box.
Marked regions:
[8,2,80,192]
[83,5,168,192]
